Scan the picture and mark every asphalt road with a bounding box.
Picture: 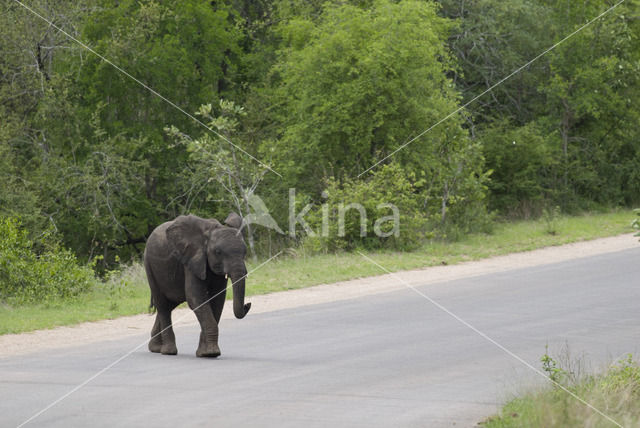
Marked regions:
[2,248,639,428]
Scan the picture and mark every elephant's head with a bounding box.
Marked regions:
[166,213,251,319]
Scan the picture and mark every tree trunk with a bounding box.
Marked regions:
[441,181,449,225]
[243,197,258,262]
[561,98,572,207]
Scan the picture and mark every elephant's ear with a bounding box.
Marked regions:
[224,212,243,229]
[166,215,220,280]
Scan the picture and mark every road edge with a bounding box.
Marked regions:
[1,233,637,357]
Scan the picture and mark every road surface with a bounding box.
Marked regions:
[2,247,639,427]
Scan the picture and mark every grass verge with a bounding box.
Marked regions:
[481,354,640,427]
[0,209,635,335]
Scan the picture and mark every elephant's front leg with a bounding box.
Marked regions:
[193,307,220,358]
[210,274,228,324]
[186,275,221,358]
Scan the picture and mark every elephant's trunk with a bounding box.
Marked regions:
[230,270,250,319]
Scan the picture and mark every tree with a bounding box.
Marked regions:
[266,0,490,236]
[439,0,553,125]
[79,0,244,137]
[166,100,270,260]
[32,110,153,266]
[481,121,558,217]
[540,0,640,208]
[271,0,466,190]
[0,0,91,237]
[441,0,640,214]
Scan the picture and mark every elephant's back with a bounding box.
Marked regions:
[144,221,174,260]
[144,221,186,303]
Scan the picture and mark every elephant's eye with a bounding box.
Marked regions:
[214,249,222,256]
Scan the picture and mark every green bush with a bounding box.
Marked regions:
[0,217,95,305]
[481,121,558,218]
[304,164,429,252]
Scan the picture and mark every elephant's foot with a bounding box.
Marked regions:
[196,342,221,358]
[148,339,162,353]
[160,343,178,355]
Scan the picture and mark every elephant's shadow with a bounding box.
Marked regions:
[137,349,301,366]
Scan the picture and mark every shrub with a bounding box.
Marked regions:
[0,217,95,305]
[481,121,558,218]
[305,164,429,252]
[484,353,640,427]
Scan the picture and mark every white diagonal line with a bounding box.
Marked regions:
[12,0,281,178]
[17,251,282,428]
[357,251,623,428]
[358,0,627,177]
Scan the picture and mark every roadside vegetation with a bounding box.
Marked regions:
[0,209,633,334]
[1,1,639,331]
[482,353,640,428]
[2,0,639,265]
[0,218,94,305]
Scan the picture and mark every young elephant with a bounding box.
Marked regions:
[143,213,251,357]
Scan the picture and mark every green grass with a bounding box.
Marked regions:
[247,209,634,295]
[0,264,151,334]
[482,354,640,427]
[0,209,635,334]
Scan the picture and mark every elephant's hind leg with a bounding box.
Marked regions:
[148,315,163,353]
[151,297,178,355]
[145,258,178,355]
[158,307,178,355]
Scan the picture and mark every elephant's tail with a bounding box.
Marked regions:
[149,295,156,314]
[144,252,157,315]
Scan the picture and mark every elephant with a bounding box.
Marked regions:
[143,213,251,358]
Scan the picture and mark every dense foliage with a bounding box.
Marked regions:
[441,0,640,215]
[0,218,94,304]
[1,0,639,273]
[304,164,430,251]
